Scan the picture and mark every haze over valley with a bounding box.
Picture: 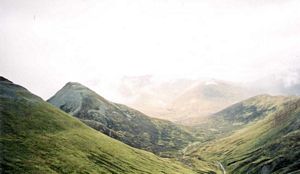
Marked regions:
[1,0,300,173]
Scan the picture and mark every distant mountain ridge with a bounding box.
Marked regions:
[117,76,254,123]
[169,80,252,124]
[48,82,196,156]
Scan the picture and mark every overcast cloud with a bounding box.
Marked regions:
[1,0,300,99]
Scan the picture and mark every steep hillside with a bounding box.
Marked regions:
[193,95,295,142]
[0,77,203,174]
[47,82,196,157]
[188,96,300,174]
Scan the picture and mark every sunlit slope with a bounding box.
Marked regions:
[0,77,198,174]
[193,95,295,142]
[190,96,300,174]
[48,82,196,157]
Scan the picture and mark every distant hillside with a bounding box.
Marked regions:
[117,76,195,121]
[47,82,196,157]
[0,77,202,174]
[169,80,252,124]
[193,95,296,142]
[117,76,253,123]
[188,95,300,174]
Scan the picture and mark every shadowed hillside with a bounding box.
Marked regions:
[47,82,196,157]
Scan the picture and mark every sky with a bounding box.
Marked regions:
[1,0,300,100]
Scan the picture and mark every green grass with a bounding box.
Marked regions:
[188,96,300,173]
[47,82,196,157]
[192,95,295,143]
[8,78,300,174]
[0,80,203,174]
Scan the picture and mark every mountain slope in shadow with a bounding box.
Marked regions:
[47,82,196,157]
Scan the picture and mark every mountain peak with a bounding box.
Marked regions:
[47,81,110,115]
[48,81,196,156]
[64,82,86,88]
[2,78,198,174]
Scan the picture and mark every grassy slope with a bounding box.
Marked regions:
[0,79,200,174]
[192,95,293,142]
[189,96,300,173]
[47,82,196,157]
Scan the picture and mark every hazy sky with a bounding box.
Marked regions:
[1,0,300,99]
